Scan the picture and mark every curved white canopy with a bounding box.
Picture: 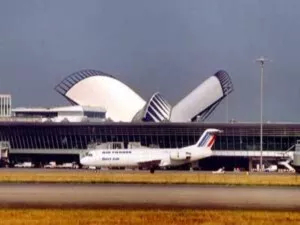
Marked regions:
[55,70,146,122]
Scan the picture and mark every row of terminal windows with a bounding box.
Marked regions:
[84,111,105,118]
[6,133,299,151]
[102,151,132,154]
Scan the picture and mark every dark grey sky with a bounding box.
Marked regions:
[0,0,299,122]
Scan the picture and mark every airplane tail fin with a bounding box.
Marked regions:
[195,128,222,149]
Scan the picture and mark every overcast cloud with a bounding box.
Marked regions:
[0,0,299,122]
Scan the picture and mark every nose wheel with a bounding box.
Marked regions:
[150,168,155,174]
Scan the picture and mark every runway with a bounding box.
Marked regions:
[0,183,299,210]
[2,167,298,176]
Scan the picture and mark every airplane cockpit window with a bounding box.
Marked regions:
[85,152,93,157]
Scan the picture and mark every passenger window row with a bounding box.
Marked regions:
[102,151,132,154]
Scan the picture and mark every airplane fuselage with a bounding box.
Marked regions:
[80,128,222,173]
[80,146,212,168]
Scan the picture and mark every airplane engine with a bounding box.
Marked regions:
[170,151,191,161]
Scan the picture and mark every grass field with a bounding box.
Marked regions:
[0,170,299,186]
[0,209,299,225]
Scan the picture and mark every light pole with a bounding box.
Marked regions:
[255,56,270,171]
[226,96,229,123]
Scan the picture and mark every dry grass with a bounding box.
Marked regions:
[0,170,299,186]
[0,209,299,225]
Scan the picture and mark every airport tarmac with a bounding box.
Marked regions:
[1,167,298,175]
[0,183,299,210]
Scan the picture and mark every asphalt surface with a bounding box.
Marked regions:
[0,183,299,210]
[1,167,298,175]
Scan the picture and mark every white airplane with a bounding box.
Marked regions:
[80,128,222,173]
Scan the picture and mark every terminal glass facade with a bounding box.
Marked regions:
[0,122,299,151]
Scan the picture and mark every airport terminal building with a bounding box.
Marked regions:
[1,121,298,170]
[1,69,299,171]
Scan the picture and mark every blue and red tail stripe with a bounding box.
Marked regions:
[197,133,216,147]
[207,135,216,148]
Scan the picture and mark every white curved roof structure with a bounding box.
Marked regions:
[132,92,172,122]
[170,70,233,122]
[55,70,146,122]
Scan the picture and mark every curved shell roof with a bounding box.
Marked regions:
[55,70,146,122]
[142,92,172,122]
[170,70,233,122]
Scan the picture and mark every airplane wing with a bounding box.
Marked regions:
[137,159,161,169]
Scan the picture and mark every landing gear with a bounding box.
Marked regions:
[150,168,155,174]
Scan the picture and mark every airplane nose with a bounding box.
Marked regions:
[80,157,87,165]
